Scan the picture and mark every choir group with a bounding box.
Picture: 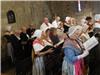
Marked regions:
[2,14,100,75]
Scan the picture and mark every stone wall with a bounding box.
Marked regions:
[47,1,93,23]
[1,1,52,59]
[1,1,100,35]
[1,1,52,35]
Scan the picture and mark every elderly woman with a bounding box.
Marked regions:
[62,25,89,75]
[32,29,53,75]
[43,28,64,75]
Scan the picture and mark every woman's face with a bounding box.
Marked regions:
[46,30,50,36]
[40,31,45,39]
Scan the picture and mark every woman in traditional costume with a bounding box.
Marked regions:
[62,26,89,75]
[32,29,53,75]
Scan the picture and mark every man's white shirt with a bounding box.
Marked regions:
[40,22,52,32]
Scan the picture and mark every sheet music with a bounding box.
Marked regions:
[83,36,99,51]
[40,45,54,52]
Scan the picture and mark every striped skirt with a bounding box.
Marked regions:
[62,59,74,75]
[32,56,45,75]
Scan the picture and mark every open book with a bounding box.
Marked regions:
[40,39,64,52]
[83,36,99,51]
[40,45,55,52]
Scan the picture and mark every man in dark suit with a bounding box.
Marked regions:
[10,29,25,75]
[20,27,30,58]
[89,14,100,75]
[10,29,24,61]
[26,24,35,38]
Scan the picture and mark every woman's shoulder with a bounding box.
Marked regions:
[63,39,77,50]
[63,39,73,48]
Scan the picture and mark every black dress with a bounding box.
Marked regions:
[44,35,63,75]
[50,35,60,45]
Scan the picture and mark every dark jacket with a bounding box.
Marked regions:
[10,34,25,61]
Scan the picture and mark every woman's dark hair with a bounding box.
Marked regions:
[86,16,92,21]
[49,27,57,35]
[45,28,50,34]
